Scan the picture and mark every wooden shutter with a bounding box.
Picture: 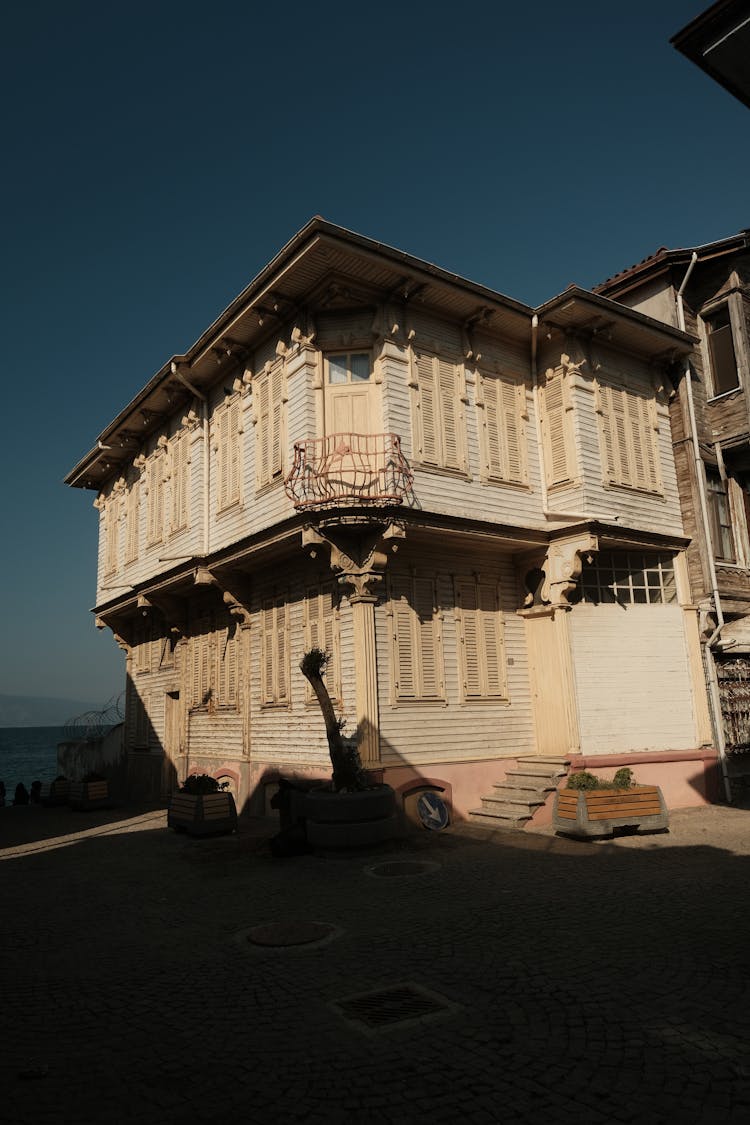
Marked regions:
[457,580,482,697]
[483,374,525,483]
[542,373,569,485]
[415,353,438,465]
[599,383,618,482]
[105,498,119,574]
[483,377,503,478]
[414,576,441,697]
[503,379,524,482]
[229,402,241,502]
[192,622,211,708]
[438,359,460,470]
[256,378,270,486]
[126,483,139,562]
[270,367,283,479]
[391,575,417,700]
[171,435,189,530]
[276,602,288,702]
[479,583,505,697]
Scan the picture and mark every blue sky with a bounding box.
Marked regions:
[1,0,748,706]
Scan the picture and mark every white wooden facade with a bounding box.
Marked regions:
[68,220,716,817]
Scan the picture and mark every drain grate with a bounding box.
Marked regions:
[332,982,454,1032]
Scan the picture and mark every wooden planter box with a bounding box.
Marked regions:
[167,792,238,836]
[69,780,110,810]
[41,780,71,807]
[304,785,398,847]
[554,786,669,838]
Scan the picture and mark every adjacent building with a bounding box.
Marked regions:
[598,229,750,790]
[66,219,718,823]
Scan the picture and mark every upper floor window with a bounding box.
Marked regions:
[706,471,736,563]
[477,370,527,485]
[704,305,739,397]
[170,432,190,533]
[125,480,139,563]
[327,352,370,385]
[597,381,661,494]
[216,400,242,511]
[255,364,285,489]
[104,495,120,576]
[146,451,166,546]
[411,350,465,472]
[539,367,574,487]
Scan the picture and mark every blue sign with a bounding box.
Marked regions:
[417,791,450,830]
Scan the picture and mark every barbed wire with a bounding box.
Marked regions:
[62,692,125,742]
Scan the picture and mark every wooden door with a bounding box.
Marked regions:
[524,608,579,757]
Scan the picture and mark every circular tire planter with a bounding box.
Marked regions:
[304,785,398,848]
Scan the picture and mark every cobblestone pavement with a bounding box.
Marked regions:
[1,800,749,1124]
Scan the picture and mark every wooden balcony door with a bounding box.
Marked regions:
[324,351,377,435]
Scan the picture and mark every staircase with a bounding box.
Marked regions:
[469,757,570,830]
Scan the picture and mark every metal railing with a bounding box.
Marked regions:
[284,433,413,510]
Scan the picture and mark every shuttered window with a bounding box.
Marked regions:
[104,496,120,575]
[540,370,572,486]
[134,622,153,675]
[478,371,527,484]
[261,597,290,705]
[598,382,661,493]
[170,432,190,532]
[255,364,285,488]
[304,583,341,703]
[412,351,464,472]
[455,579,507,700]
[125,481,139,563]
[389,574,444,701]
[146,453,165,546]
[216,400,242,511]
[190,612,241,710]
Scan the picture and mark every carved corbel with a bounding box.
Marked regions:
[302,520,406,602]
[143,592,188,639]
[214,571,253,627]
[541,533,599,607]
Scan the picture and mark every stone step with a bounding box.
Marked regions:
[503,771,563,791]
[485,788,546,808]
[509,763,568,778]
[468,808,530,829]
[517,756,571,767]
[478,797,538,817]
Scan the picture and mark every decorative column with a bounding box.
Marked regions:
[302,518,405,771]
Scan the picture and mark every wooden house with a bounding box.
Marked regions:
[66,219,717,825]
[597,230,750,792]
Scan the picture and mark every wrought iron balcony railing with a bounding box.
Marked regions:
[284,433,413,511]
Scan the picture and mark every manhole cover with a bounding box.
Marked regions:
[366,860,440,878]
[332,983,456,1032]
[247,921,337,947]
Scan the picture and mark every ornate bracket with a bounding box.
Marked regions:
[541,532,599,607]
[302,519,406,601]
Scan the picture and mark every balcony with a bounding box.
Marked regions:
[284,433,413,511]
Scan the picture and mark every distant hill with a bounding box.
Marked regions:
[0,693,116,728]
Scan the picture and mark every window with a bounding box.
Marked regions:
[454,578,507,700]
[104,495,120,576]
[304,583,341,703]
[146,452,165,546]
[216,400,242,511]
[125,481,139,563]
[411,350,465,472]
[170,432,189,532]
[706,471,736,563]
[254,364,285,488]
[597,381,661,493]
[576,551,677,605]
[477,370,527,484]
[704,305,739,396]
[190,612,240,709]
[540,368,573,486]
[389,573,444,701]
[326,352,370,385]
[261,597,290,705]
[134,621,153,674]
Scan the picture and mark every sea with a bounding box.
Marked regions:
[0,726,65,800]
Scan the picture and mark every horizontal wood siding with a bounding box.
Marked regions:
[187,711,244,759]
[570,604,698,753]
